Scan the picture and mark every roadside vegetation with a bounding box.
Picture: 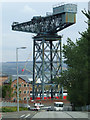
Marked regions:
[1,107,28,112]
[53,10,90,110]
[2,76,14,100]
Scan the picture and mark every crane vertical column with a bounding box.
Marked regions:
[60,38,63,99]
[50,41,53,99]
[32,40,35,100]
[42,39,45,100]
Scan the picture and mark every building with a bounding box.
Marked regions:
[2,74,67,101]
[0,74,8,86]
[4,75,32,101]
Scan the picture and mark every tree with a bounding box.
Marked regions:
[2,76,14,100]
[53,10,89,107]
[0,86,2,99]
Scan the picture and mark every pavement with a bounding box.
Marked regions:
[33,111,89,119]
[1,111,90,120]
[1,110,38,119]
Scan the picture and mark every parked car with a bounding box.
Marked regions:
[28,105,40,111]
[24,104,40,111]
[24,104,31,109]
[47,106,54,111]
[34,103,44,108]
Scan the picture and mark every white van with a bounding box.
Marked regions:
[54,102,63,111]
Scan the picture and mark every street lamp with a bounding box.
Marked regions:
[16,47,26,112]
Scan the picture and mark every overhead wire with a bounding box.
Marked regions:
[21,52,33,75]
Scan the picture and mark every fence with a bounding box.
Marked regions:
[75,105,90,111]
[0,101,28,108]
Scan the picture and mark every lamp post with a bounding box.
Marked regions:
[16,47,26,112]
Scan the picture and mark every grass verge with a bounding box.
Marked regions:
[0,107,28,112]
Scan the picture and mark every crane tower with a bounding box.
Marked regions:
[12,3,77,100]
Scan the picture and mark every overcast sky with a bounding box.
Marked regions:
[0,1,88,62]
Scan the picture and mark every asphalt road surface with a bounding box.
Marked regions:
[2,110,89,120]
[2,110,37,119]
[33,111,89,119]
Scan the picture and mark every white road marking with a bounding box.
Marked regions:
[20,114,25,118]
[24,114,31,118]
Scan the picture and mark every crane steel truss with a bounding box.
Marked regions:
[12,3,77,100]
[32,35,62,99]
[12,14,74,35]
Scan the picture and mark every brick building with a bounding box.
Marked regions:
[4,75,32,101]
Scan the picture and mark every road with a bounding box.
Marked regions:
[33,111,89,119]
[2,110,89,120]
[2,110,37,119]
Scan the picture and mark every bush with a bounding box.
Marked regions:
[1,107,28,112]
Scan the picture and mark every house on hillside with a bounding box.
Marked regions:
[4,75,32,101]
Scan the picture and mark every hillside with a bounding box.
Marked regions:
[0,61,67,75]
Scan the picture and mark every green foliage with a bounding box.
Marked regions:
[53,11,89,107]
[2,85,9,98]
[0,86,2,98]
[2,76,14,100]
[1,107,28,112]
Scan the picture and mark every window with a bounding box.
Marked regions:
[14,91,16,94]
[54,103,63,107]
[24,91,26,94]
[24,98,26,100]
[19,84,21,87]
[27,97,29,100]
[19,91,21,94]
[24,84,26,87]
[19,98,22,100]
[13,98,16,101]
[13,84,16,87]
[27,91,29,94]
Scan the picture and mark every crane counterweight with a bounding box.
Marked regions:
[53,3,77,15]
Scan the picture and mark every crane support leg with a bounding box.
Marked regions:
[32,40,35,100]
[32,34,62,100]
[50,41,53,99]
[42,39,45,100]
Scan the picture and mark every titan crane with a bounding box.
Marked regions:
[12,3,77,100]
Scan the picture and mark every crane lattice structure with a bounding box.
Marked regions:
[12,3,77,100]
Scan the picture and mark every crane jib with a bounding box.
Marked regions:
[12,3,77,35]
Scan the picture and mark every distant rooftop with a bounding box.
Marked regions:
[0,74,8,77]
[4,75,31,84]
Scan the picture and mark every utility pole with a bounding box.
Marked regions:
[16,47,26,112]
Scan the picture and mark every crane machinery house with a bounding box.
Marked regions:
[53,3,77,24]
